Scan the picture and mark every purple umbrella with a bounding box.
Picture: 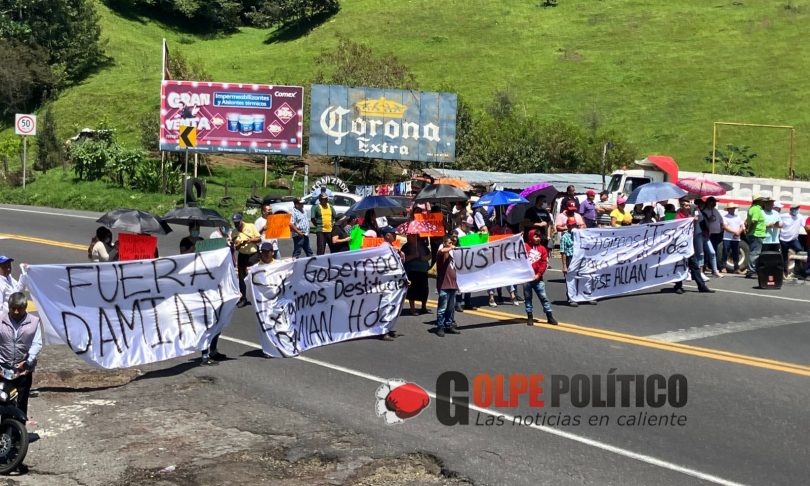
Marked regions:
[505,183,559,225]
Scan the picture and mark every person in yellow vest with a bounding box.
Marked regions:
[231,213,261,307]
[311,190,335,255]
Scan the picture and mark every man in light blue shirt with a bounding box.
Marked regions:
[290,198,313,258]
[762,200,782,245]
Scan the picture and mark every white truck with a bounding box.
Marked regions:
[606,155,810,273]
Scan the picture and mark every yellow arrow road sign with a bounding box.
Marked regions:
[178,125,196,148]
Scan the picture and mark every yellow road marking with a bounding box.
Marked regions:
[5,233,809,377]
[424,300,810,377]
[0,233,86,251]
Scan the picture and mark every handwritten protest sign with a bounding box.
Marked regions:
[361,238,400,249]
[118,233,157,261]
[248,245,408,357]
[452,233,534,293]
[565,219,694,302]
[265,214,292,239]
[195,238,228,253]
[25,248,240,368]
[415,212,445,237]
[458,232,489,247]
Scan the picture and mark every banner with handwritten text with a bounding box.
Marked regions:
[565,219,694,302]
[25,248,240,368]
[248,245,408,357]
[452,233,534,293]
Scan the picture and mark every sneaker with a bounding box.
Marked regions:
[455,305,464,313]
[674,287,684,294]
[435,328,445,337]
[568,301,579,307]
[200,358,219,366]
[489,300,498,308]
[445,327,461,335]
[380,334,395,341]
[511,298,521,306]
[702,275,711,282]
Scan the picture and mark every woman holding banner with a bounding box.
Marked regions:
[401,233,431,315]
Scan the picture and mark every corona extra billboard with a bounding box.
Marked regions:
[309,84,457,163]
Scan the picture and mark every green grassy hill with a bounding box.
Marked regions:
[8,0,810,178]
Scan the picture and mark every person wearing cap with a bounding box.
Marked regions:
[231,213,261,306]
[254,204,281,260]
[779,202,804,277]
[721,203,745,274]
[744,194,768,278]
[311,191,335,255]
[330,214,355,253]
[0,257,24,315]
[610,198,632,227]
[0,292,42,423]
[579,190,598,228]
[596,190,614,227]
[290,198,313,258]
[256,241,278,267]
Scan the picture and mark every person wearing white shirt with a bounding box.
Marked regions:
[0,257,24,314]
[779,202,804,277]
[254,204,280,259]
[721,203,745,274]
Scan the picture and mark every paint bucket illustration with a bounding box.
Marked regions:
[227,113,239,132]
[253,114,265,133]
[239,115,253,136]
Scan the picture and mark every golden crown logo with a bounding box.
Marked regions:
[355,97,408,118]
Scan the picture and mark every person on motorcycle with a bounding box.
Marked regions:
[0,292,41,422]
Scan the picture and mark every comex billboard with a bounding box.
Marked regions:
[160,80,303,156]
[309,84,457,163]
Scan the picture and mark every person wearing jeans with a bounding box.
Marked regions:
[721,203,744,273]
[523,229,557,326]
[290,198,313,258]
[435,235,461,337]
[745,195,768,278]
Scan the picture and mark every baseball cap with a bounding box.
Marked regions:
[617,197,627,205]
[259,241,275,252]
[232,213,243,223]
[773,201,783,209]
[586,190,596,197]
[0,256,13,264]
[565,201,577,210]
[790,201,801,208]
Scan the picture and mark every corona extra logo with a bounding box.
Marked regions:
[355,97,408,118]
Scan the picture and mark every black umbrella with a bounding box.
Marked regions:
[96,209,172,235]
[413,183,469,203]
[345,196,406,218]
[162,207,229,227]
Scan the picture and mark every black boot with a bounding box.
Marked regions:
[546,312,558,325]
[526,312,534,326]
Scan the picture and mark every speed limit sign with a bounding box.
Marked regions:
[15,114,37,136]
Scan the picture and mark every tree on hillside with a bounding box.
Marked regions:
[0,0,107,84]
[248,0,339,39]
[0,39,56,120]
[704,144,757,177]
[106,0,246,33]
[36,107,62,172]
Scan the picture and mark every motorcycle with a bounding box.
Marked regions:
[0,368,29,474]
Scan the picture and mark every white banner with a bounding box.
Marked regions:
[453,234,535,293]
[565,219,694,302]
[250,245,408,357]
[25,248,239,369]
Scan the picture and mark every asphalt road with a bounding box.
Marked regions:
[1,204,808,485]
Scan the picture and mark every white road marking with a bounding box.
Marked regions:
[0,206,99,219]
[218,335,745,486]
[646,313,809,342]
